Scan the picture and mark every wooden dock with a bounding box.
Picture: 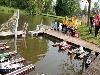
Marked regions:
[6,64,35,75]
[0,31,23,37]
[3,51,17,56]
[84,55,100,75]
[28,30,44,36]
[43,30,100,52]
[10,57,25,64]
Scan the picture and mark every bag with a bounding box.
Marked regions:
[74,31,78,38]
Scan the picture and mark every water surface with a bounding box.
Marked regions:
[0,13,83,75]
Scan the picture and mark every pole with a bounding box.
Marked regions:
[87,0,91,27]
[15,9,19,52]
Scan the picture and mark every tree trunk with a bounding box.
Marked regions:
[87,0,91,27]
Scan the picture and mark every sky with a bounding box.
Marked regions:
[53,0,99,10]
[80,0,98,10]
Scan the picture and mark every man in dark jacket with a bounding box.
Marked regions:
[89,16,94,34]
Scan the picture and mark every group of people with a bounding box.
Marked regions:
[89,10,100,37]
[52,10,100,37]
[52,16,79,38]
[62,16,79,37]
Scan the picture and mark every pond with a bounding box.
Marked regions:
[0,13,83,75]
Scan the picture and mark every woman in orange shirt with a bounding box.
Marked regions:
[70,16,79,37]
[62,16,69,33]
[72,16,78,30]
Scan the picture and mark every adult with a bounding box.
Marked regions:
[95,10,100,37]
[72,16,78,30]
[57,21,59,31]
[62,16,69,34]
[89,16,94,34]
[70,16,79,37]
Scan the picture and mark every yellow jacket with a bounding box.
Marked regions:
[69,16,78,29]
[63,17,69,26]
[72,20,78,29]
[68,21,73,27]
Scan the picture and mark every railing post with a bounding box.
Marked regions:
[15,9,19,52]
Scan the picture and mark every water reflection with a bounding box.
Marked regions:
[17,35,48,64]
[18,15,54,31]
[57,48,82,75]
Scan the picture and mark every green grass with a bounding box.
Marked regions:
[79,24,100,46]
[0,6,27,14]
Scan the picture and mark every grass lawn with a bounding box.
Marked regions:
[79,24,100,46]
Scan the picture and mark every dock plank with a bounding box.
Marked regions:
[0,31,23,37]
[6,64,35,75]
[85,55,100,75]
[44,30,100,52]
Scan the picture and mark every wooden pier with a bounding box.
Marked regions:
[0,31,23,37]
[6,64,35,75]
[84,54,100,75]
[43,30,100,52]
[3,51,17,56]
[29,29,100,52]
[10,57,25,64]
[28,30,44,36]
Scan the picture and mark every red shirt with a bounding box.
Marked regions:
[95,14,100,26]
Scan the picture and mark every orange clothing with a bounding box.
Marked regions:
[69,20,74,27]
[70,16,78,29]
[63,17,69,25]
[72,20,78,29]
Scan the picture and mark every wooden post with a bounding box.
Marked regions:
[15,9,19,52]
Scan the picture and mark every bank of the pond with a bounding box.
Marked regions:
[0,6,27,14]
[39,13,64,19]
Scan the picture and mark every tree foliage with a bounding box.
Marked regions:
[94,2,99,9]
[0,0,54,14]
[55,0,81,17]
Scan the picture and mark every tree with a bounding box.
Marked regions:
[82,4,87,15]
[43,0,53,14]
[87,0,91,27]
[94,2,99,9]
[55,0,81,17]
[0,0,54,15]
